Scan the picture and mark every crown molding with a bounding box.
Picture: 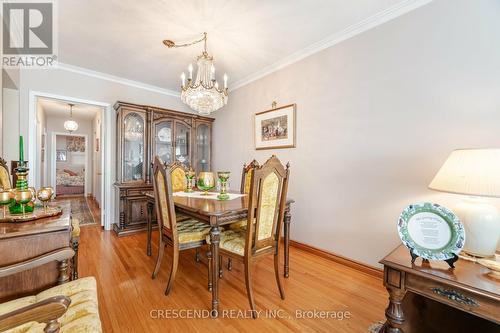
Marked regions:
[230,0,433,91]
[57,62,180,97]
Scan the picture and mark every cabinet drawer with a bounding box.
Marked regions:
[126,189,146,197]
[406,273,499,324]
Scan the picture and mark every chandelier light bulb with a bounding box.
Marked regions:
[223,73,228,89]
[181,72,186,87]
[64,103,79,133]
[188,64,193,80]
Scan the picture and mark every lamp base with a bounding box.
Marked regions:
[454,198,500,258]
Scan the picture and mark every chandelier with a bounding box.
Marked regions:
[163,32,228,115]
[63,103,78,133]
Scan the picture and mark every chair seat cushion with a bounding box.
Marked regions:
[206,228,246,256]
[71,217,81,238]
[0,277,102,333]
[228,219,247,230]
[177,219,211,244]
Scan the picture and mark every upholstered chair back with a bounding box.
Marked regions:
[152,156,178,241]
[240,159,259,194]
[167,162,187,192]
[0,158,11,190]
[245,156,289,255]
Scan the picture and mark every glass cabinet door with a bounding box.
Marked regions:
[154,120,173,164]
[196,123,210,172]
[123,112,145,182]
[174,121,190,167]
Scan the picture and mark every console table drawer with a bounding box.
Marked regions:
[406,273,499,324]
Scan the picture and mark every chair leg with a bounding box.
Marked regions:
[244,261,257,319]
[71,237,79,280]
[274,251,285,300]
[195,248,200,262]
[219,256,223,278]
[164,245,179,295]
[207,249,213,291]
[227,258,232,271]
[152,236,165,279]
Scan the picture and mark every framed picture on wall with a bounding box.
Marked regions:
[56,150,67,162]
[254,104,296,150]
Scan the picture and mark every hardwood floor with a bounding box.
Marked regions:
[79,226,387,332]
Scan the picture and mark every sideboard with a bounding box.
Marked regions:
[113,101,214,236]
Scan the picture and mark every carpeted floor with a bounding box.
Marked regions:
[60,196,96,226]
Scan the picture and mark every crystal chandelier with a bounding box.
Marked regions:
[63,103,78,133]
[163,32,228,115]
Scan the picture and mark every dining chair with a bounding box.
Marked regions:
[224,159,260,271]
[151,156,211,295]
[208,155,290,317]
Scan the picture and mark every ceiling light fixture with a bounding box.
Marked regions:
[63,103,78,133]
[163,32,228,115]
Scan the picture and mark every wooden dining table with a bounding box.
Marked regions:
[143,191,294,316]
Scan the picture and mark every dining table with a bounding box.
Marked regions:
[143,190,294,316]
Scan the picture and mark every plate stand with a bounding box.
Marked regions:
[409,248,458,269]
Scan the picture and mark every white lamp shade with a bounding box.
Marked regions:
[64,120,79,132]
[429,149,500,198]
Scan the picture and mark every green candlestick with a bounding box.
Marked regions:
[19,136,24,162]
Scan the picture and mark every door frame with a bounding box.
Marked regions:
[50,132,89,197]
[28,91,113,230]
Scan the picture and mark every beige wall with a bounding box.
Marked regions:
[213,0,500,266]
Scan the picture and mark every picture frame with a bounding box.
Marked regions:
[254,103,296,150]
[56,150,67,162]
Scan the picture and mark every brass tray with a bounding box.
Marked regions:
[0,206,63,223]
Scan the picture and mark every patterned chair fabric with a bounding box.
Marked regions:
[177,219,211,243]
[243,169,253,194]
[0,277,102,333]
[155,170,172,231]
[206,229,246,256]
[0,164,11,190]
[71,218,81,238]
[171,167,186,192]
[256,172,280,240]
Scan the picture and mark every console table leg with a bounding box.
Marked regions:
[384,286,406,333]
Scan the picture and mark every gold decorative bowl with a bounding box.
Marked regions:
[37,187,54,201]
[197,172,215,195]
[0,190,13,205]
[14,189,32,204]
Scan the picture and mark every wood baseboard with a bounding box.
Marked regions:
[289,240,383,279]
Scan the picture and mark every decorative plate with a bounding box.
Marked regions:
[157,127,171,142]
[398,202,465,260]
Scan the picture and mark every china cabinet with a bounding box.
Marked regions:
[114,101,213,236]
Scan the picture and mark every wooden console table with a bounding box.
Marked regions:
[0,203,71,302]
[380,245,500,333]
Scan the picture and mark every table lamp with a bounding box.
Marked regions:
[429,149,500,257]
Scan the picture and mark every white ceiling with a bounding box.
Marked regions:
[39,98,101,120]
[58,0,430,93]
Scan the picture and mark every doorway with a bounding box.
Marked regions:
[31,94,109,228]
[53,133,87,197]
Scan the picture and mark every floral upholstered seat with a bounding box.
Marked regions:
[177,219,211,243]
[0,277,102,333]
[207,228,246,256]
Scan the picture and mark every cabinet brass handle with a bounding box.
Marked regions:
[431,288,479,307]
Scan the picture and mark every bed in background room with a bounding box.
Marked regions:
[56,168,85,195]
